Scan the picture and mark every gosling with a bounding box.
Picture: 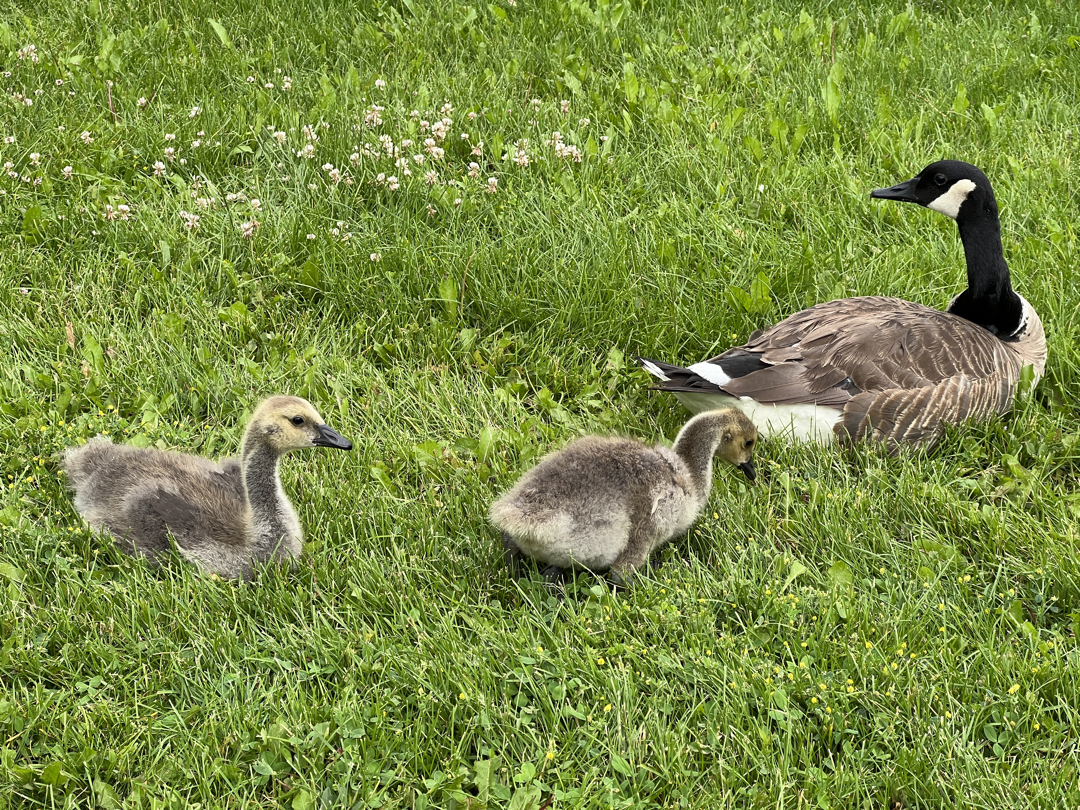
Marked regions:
[61,395,352,580]
[490,408,757,588]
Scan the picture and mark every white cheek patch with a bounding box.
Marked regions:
[927,178,977,219]
[687,361,732,387]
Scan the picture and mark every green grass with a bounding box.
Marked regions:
[2,0,1080,806]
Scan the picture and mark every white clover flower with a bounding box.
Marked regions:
[239,219,259,239]
[350,152,361,166]
[152,161,166,177]
[297,143,315,159]
[375,78,386,89]
[191,140,201,148]
[189,106,201,118]
[165,133,176,141]
[117,204,131,220]
[370,252,381,262]
[104,205,117,221]
[3,136,13,144]
[179,210,200,230]
[56,79,64,86]
[561,99,570,113]
[137,97,149,108]
[302,124,319,142]
[250,198,261,211]
[400,139,414,149]
[453,197,463,207]
[440,102,453,115]
[264,82,274,89]
[531,98,542,109]
[322,162,334,171]
[329,168,342,184]
[306,233,316,240]
[282,76,292,90]
[247,76,255,83]
[471,141,484,157]
[62,165,73,179]
[424,170,438,186]
[468,111,477,122]
[410,110,420,119]
[387,175,399,190]
[364,104,385,127]
[486,177,498,193]
[164,147,175,161]
[29,153,41,166]
[274,130,287,144]
[468,162,480,178]
[578,117,590,128]
[80,131,93,145]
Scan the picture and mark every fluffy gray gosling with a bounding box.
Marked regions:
[490,408,757,588]
[61,395,352,580]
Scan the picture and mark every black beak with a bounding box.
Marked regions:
[870,176,920,204]
[737,461,756,482]
[313,423,353,450]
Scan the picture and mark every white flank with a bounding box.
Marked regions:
[639,358,671,381]
[687,361,732,387]
[927,178,976,219]
[672,391,842,444]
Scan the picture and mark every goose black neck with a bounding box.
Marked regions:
[948,213,1022,337]
[241,439,291,559]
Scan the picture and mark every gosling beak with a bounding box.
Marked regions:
[870,176,920,204]
[737,460,756,482]
[314,423,353,450]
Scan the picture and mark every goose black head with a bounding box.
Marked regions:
[870,160,996,223]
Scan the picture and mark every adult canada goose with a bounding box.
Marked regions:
[640,160,1046,452]
[61,396,352,580]
[490,409,757,588]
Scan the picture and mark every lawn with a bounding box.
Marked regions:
[2,0,1080,806]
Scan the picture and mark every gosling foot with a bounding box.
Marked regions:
[502,531,526,581]
[540,564,567,590]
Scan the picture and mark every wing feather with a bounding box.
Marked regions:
[649,296,1027,449]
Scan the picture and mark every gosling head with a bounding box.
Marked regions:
[247,395,353,454]
[711,409,759,482]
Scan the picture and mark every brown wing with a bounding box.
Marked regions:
[717,297,1010,389]
[842,374,1017,452]
[708,296,1024,449]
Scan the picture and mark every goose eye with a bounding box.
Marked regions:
[745,439,754,449]
[933,173,948,187]
[290,415,306,426]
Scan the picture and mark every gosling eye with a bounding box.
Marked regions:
[745,439,755,449]
[290,415,306,427]
[933,173,948,187]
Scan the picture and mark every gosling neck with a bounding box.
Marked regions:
[240,435,300,561]
[672,414,729,501]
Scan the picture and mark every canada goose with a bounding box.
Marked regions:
[61,396,352,580]
[640,160,1046,452]
[490,408,757,588]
